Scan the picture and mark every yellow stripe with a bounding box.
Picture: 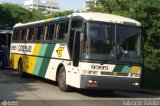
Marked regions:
[27,44,41,74]
[130,66,140,73]
[14,54,22,69]
[10,53,22,70]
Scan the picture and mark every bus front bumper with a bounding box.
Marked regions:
[80,75,140,91]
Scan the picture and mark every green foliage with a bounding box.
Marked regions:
[90,0,160,88]
[142,69,160,89]
[0,3,45,29]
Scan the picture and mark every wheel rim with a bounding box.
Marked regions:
[59,71,66,88]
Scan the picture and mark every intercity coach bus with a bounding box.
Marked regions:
[10,12,142,92]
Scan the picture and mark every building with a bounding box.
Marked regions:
[84,0,99,11]
[24,0,60,11]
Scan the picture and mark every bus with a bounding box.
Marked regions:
[0,30,12,68]
[10,12,142,92]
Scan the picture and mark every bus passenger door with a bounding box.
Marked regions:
[66,29,81,88]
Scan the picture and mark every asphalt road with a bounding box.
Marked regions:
[0,69,159,106]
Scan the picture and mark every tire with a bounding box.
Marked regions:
[58,66,71,92]
[105,90,114,94]
[0,59,3,69]
[18,60,26,78]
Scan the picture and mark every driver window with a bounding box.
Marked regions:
[69,20,83,57]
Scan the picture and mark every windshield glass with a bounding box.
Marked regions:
[82,22,115,60]
[81,21,141,63]
[116,25,141,63]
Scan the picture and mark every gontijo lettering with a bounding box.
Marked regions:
[11,46,17,50]
[18,45,32,52]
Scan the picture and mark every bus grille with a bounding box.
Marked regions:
[101,71,129,76]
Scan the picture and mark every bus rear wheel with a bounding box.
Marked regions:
[18,60,26,78]
[0,59,3,69]
[58,66,71,92]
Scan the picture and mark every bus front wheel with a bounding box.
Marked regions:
[58,66,71,92]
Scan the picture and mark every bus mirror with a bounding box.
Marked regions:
[80,33,84,42]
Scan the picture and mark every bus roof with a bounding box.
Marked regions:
[0,30,13,34]
[71,12,141,26]
[14,12,141,28]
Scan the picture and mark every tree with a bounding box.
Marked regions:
[0,3,46,29]
[0,3,73,30]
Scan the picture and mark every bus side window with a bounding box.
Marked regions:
[36,25,44,41]
[71,20,82,28]
[27,27,34,41]
[13,29,20,41]
[19,29,22,41]
[46,24,55,40]
[57,21,69,40]
[21,28,27,41]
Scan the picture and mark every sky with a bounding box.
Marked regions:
[0,0,84,10]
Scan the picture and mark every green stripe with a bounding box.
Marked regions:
[113,65,124,72]
[33,57,43,75]
[44,44,55,57]
[33,44,48,75]
[38,44,55,77]
[39,44,48,56]
[121,66,131,73]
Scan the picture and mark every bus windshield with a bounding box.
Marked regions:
[82,21,141,64]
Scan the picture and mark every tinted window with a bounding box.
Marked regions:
[68,20,83,57]
[21,28,27,41]
[57,21,69,40]
[36,26,44,40]
[13,29,20,41]
[82,22,115,61]
[28,27,34,41]
[46,24,55,40]
[117,25,140,62]
[71,20,82,28]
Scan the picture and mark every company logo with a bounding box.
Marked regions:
[56,47,64,57]
[10,46,17,50]
[2,100,7,106]
[1,100,18,106]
